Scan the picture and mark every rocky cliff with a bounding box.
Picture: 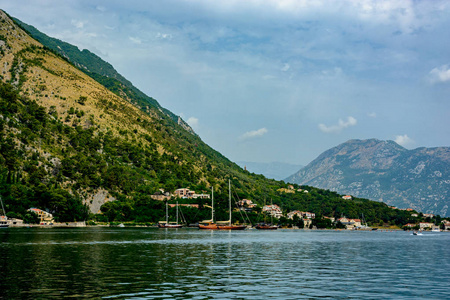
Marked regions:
[286,139,450,216]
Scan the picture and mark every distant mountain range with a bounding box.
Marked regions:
[286,139,450,216]
[0,10,423,226]
[236,161,303,181]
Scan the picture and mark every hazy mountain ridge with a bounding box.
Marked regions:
[237,161,303,181]
[0,10,419,226]
[286,139,450,216]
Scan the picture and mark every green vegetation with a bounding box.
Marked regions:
[0,15,433,227]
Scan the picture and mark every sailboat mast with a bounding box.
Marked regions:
[176,201,179,224]
[0,196,6,218]
[212,186,214,222]
[229,179,232,225]
[166,201,168,224]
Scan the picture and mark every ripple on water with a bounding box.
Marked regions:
[1,229,449,299]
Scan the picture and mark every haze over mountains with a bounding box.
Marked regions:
[286,139,450,216]
[0,9,443,226]
[236,161,303,181]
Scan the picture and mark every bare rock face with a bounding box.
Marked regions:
[286,139,450,216]
[84,189,115,214]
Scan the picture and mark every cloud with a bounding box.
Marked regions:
[71,19,85,29]
[129,36,142,44]
[321,67,343,77]
[239,128,268,141]
[367,112,377,118]
[281,63,290,72]
[156,32,172,40]
[394,134,414,147]
[428,64,450,84]
[318,116,357,133]
[187,117,199,129]
[96,6,106,12]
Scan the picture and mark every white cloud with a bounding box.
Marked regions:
[367,112,377,118]
[318,116,357,133]
[156,32,173,40]
[428,64,450,84]
[187,117,199,129]
[394,134,414,147]
[281,63,290,72]
[71,19,85,29]
[321,67,343,77]
[239,128,268,140]
[96,6,106,12]
[129,36,142,44]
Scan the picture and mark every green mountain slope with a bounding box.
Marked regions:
[13,17,184,126]
[0,10,425,227]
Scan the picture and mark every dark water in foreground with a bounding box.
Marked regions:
[0,228,449,299]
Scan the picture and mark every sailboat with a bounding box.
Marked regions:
[198,186,219,229]
[0,196,9,228]
[255,199,278,230]
[158,201,183,228]
[199,181,247,230]
[357,213,371,230]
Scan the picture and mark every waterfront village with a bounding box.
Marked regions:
[2,185,449,231]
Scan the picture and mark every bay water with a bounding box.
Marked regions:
[1,228,449,299]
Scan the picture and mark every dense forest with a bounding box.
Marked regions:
[0,10,438,228]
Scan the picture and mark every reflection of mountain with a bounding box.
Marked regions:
[286,139,450,216]
[237,161,303,181]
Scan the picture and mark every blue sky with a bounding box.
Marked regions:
[2,0,450,165]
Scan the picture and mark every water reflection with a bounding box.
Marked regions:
[1,228,449,299]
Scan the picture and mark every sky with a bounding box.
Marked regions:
[2,0,450,166]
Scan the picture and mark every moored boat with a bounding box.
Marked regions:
[199,181,247,230]
[0,196,8,228]
[158,201,183,228]
[255,223,278,230]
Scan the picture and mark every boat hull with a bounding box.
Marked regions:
[199,223,246,230]
[255,224,278,230]
[158,223,183,228]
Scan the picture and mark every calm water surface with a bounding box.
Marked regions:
[1,228,449,299]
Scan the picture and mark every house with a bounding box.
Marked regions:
[174,188,192,198]
[287,211,315,220]
[27,208,54,225]
[323,216,335,223]
[287,210,302,220]
[349,219,361,228]
[303,218,313,228]
[174,188,210,199]
[404,223,417,228]
[337,217,361,229]
[423,213,435,218]
[262,205,283,218]
[168,204,199,208]
[151,190,172,201]
[342,195,352,200]
[237,199,257,211]
[411,213,418,217]
[442,221,450,231]
[419,222,434,230]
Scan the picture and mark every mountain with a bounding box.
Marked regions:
[0,10,418,226]
[286,139,450,216]
[237,161,303,181]
[12,16,194,133]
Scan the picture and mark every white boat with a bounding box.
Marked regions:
[0,196,8,228]
[413,231,423,236]
[158,201,183,228]
[431,227,440,232]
